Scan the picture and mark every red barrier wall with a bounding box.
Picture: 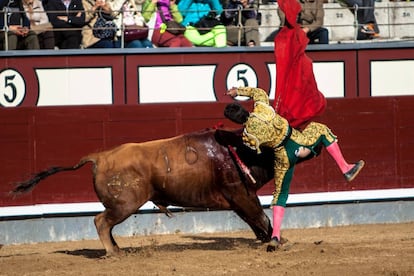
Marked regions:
[1,96,413,207]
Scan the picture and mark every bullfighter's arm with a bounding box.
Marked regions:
[234,87,270,105]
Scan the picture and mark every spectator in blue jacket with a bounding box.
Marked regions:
[46,0,86,48]
[178,0,226,47]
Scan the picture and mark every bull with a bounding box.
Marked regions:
[12,128,275,256]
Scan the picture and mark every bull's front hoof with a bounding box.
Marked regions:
[266,237,280,252]
[257,233,271,243]
[101,249,125,259]
[256,224,272,243]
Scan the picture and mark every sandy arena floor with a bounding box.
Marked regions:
[0,222,413,276]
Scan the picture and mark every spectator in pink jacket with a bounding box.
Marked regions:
[142,0,193,47]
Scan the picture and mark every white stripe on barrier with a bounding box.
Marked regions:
[259,188,414,206]
[1,188,414,218]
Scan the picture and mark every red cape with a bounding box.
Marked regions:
[274,0,326,128]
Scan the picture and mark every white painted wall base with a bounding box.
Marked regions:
[1,200,413,245]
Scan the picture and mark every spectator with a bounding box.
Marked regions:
[177,0,226,47]
[0,0,40,50]
[82,0,118,48]
[46,0,86,49]
[221,0,260,47]
[336,0,379,40]
[142,0,193,47]
[109,0,153,48]
[22,0,55,49]
[267,0,328,44]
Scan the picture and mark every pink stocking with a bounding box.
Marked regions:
[326,141,353,174]
[271,206,285,240]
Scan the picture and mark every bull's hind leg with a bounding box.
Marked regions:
[95,181,148,256]
[94,202,142,257]
[93,163,151,256]
[94,210,121,256]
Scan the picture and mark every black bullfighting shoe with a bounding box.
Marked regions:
[344,160,365,182]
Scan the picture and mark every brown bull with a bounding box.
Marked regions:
[12,128,275,256]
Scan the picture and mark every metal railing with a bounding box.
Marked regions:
[1,2,414,50]
[259,2,414,43]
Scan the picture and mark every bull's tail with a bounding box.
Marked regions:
[11,154,97,195]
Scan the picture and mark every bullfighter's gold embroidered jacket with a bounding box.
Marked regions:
[236,87,290,153]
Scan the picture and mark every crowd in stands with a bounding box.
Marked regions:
[0,0,401,50]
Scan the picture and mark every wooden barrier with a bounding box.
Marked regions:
[1,96,414,208]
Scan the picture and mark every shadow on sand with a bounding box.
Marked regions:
[54,236,263,259]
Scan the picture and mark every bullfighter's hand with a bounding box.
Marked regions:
[226,87,238,97]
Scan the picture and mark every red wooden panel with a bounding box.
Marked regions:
[400,148,414,186]
[0,108,32,124]
[0,159,32,206]
[0,109,34,206]
[397,97,414,122]
[0,124,31,143]
[34,106,107,123]
[31,170,98,204]
[180,103,228,118]
[105,120,178,145]
[0,141,31,161]
[397,97,414,185]
[181,120,224,133]
[108,105,178,121]
[35,140,104,165]
[35,122,103,141]
[179,102,253,131]
[1,96,414,207]
[290,158,327,193]
[257,181,274,196]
